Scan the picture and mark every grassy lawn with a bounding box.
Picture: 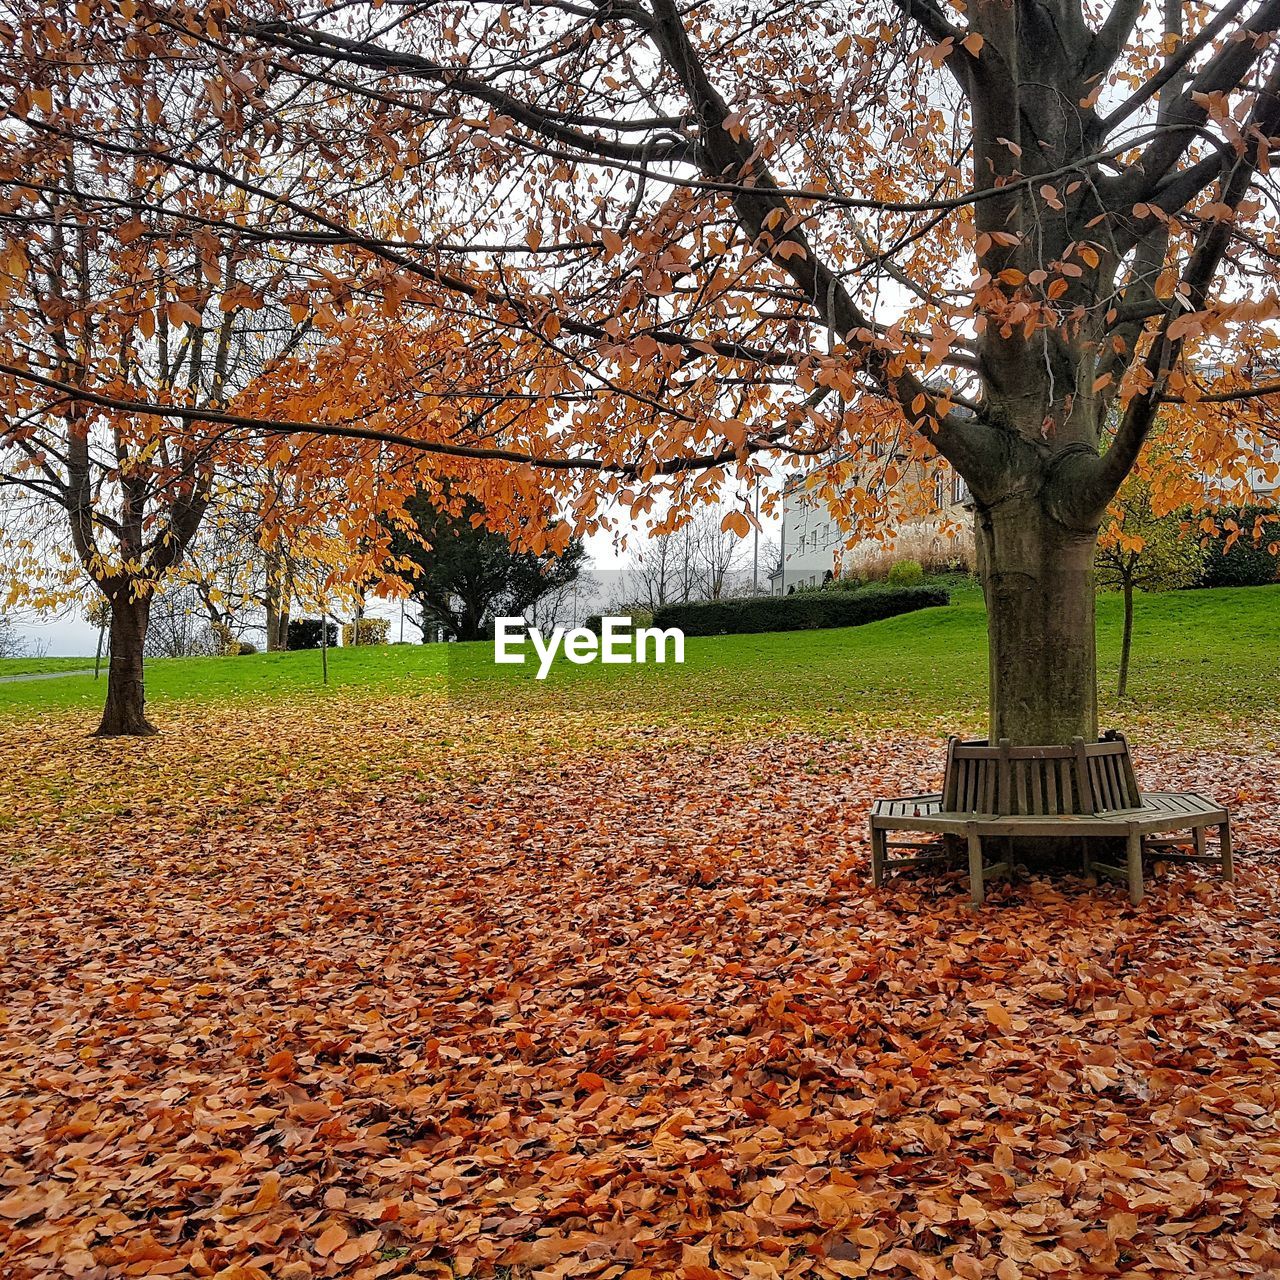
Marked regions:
[0,655,100,676]
[3,580,1277,743]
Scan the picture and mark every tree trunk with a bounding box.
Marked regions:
[265,595,282,651]
[97,595,156,736]
[976,497,1099,745]
[264,547,285,650]
[1118,575,1134,699]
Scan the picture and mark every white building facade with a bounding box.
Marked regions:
[773,460,972,594]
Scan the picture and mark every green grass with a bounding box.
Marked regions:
[0,642,447,716]
[2,581,1276,741]
[0,655,101,676]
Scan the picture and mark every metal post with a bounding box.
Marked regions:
[752,475,760,594]
[778,483,786,596]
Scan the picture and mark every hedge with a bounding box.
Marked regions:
[1197,505,1280,588]
[652,584,949,637]
[584,609,654,635]
[287,618,339,650]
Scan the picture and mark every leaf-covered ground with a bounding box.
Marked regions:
[2,698,1280,1279]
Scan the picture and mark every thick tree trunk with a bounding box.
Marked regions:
[97,595,156,736]
[1118,576,1134,699]
[976,497,1099,745]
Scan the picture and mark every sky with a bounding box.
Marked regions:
[8,506,785,657]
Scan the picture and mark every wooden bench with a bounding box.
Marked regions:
[870,733,1231,906]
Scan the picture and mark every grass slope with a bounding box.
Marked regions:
[1,582,1276,740]
[0,656,101,676]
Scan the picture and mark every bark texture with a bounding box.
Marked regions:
[97,596,156,736]
[976,496,1099,744]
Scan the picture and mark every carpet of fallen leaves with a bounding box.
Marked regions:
[2,696,1280,1280]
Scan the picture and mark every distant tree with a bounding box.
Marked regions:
[84,595,111,678]
[528,569,602,633]
[621,504,752,609]
[757,537,783,596]
[0,611,27,659]
[1096,482,1204,698]
[694,507,749,600]
[143,583,224,659]
[620,524,698,612]
[388,492,586,641]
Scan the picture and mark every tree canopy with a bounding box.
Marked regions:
[388,490,586,641]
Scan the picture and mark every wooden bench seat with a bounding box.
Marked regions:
[870,735,1232,906]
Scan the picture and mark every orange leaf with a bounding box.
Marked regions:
[315,1223,347,1257]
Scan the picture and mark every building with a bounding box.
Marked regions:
[774,454,973,594]
[774,436,1278,595]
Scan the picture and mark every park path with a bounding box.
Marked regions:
[0,668,94,684]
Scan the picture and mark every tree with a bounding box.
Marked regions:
[387,491,586,641]
[0,10,524,730]
[1096,479,1204,697]
[83,593,110,678]
[5,0,1280,742]
[621,524,702,614]
[0,610,28,658]
[0,32,320,730]
[620,505,751,608]
[143,581,225,659]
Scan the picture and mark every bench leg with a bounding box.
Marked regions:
[967,828,984,908]
[1220,819,1234,883]
[1126,827,1143,906]
[1194,825,1207,859]
[870,824,886,887]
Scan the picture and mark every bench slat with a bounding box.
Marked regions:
[870,733,1232,905]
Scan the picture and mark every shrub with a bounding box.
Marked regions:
[210,621,237,656]
[887,558,924,587]
[652,584,949,636]
[236,641,258,656]
[843,525,975,581]
[287,618,339,650]
[1197,506,1280,588]
[341,618,391,646]
[585,609,654,635]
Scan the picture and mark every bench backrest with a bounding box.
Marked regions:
[941,733,1142,816]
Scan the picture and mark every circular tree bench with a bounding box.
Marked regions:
[870,732,1232,906]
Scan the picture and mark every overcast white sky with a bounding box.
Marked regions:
[9,503,785,656]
